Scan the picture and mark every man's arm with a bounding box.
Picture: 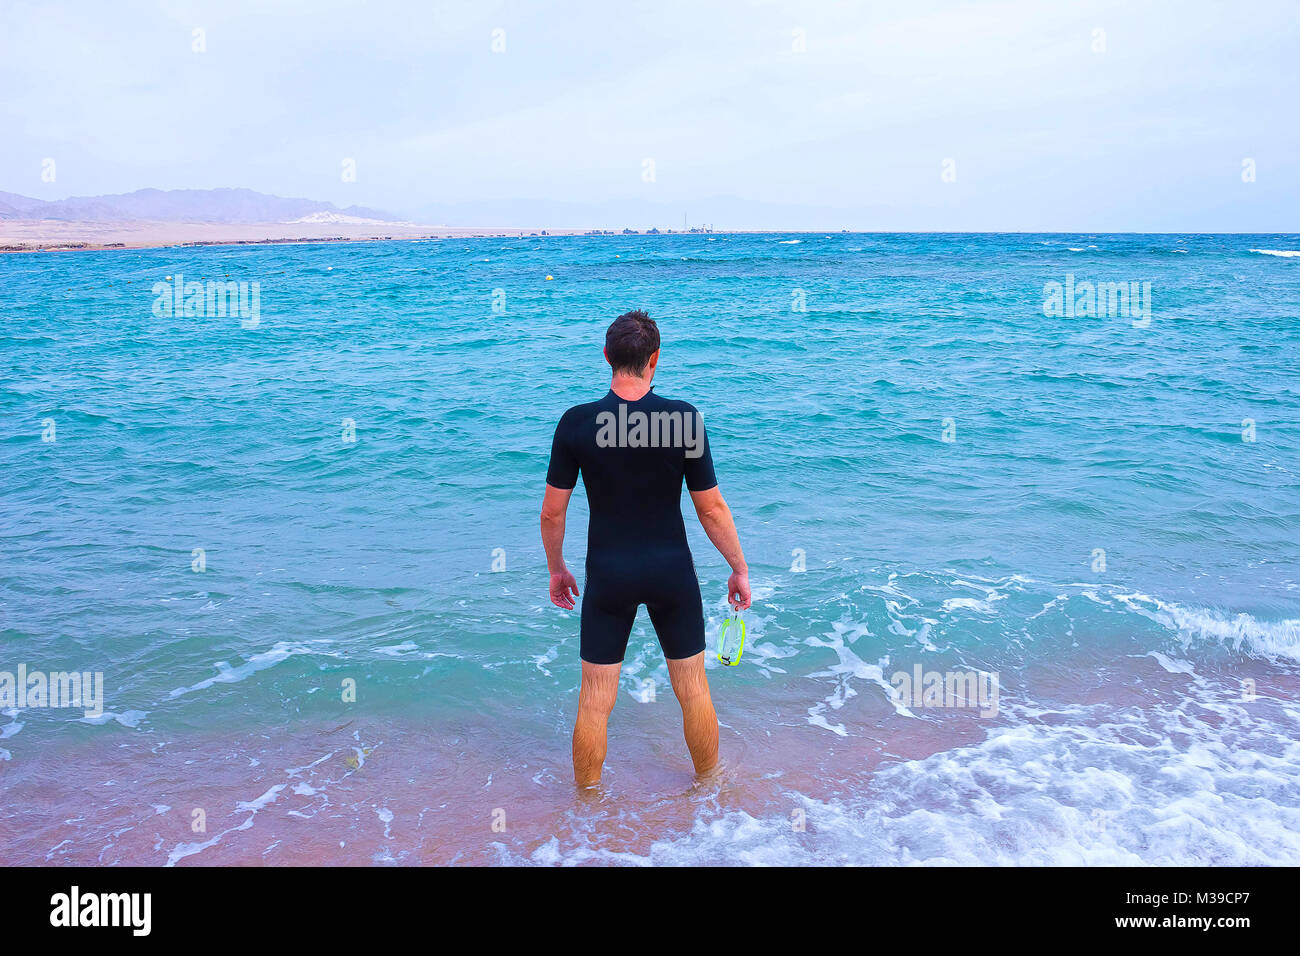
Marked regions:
[541,483,579,609]
[689,486,751,610]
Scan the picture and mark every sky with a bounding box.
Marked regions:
[1,0,1297,231]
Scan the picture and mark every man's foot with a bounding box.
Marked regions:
[693,757,726,783]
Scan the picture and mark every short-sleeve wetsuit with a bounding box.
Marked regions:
[546,388,717,664]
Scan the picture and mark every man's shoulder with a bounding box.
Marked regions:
[557,391,706,423]
[649,393,704,417]
[556,398,605,427]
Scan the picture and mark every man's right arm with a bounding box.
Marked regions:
[689,486,751,610]
[543,411,581,610]
[541,483,579,609]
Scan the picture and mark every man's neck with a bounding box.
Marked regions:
[610,374,653,401]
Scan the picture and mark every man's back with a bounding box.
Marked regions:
[546,388,716,557]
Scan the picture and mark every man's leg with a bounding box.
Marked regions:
[666,652,719,775]
[573,660,621,787]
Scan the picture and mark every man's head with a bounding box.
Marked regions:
[604,309,660,379]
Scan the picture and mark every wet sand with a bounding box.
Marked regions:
[4,650,1289,866]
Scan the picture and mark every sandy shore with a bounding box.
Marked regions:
[0,219,599,253]
[5,652,1289,865]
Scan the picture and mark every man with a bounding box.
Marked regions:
[541,309,751,788]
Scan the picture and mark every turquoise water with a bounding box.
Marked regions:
[2,234,1299,865]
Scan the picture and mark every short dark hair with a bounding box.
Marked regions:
[605,309,660,375]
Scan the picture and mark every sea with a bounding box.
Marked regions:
[1,232,1298,865]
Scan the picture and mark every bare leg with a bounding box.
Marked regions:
[573,660,620,787]
[666,652,718,774]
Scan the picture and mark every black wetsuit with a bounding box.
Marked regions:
[546,388,717,664]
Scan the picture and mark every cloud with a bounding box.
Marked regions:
[1,0,1297,229]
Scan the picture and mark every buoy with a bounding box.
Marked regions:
[545,275,554,281]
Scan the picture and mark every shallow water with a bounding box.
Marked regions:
[2,233,1298,864]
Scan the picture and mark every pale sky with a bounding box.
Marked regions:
[2,0,1297,230]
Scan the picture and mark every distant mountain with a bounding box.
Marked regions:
[0,188,401,224]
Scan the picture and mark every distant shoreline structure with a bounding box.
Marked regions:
[6,229,1298,256]
[0,186,726,253]
[1,222,730,254]
[4,188,1297,254]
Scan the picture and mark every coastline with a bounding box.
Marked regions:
[0,219,614,254]
[4,223,1294,256]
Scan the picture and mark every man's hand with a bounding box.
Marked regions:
[541,484,576,608]
[550,567,580,609]
[727,569,751,610]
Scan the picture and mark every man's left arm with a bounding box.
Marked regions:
[541,484,579,609]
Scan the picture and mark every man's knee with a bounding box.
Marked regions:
[577,694,616,721]
[577,661,620,718]
[666,653,711,706]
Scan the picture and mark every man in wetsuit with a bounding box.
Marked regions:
[541,309,752,788]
